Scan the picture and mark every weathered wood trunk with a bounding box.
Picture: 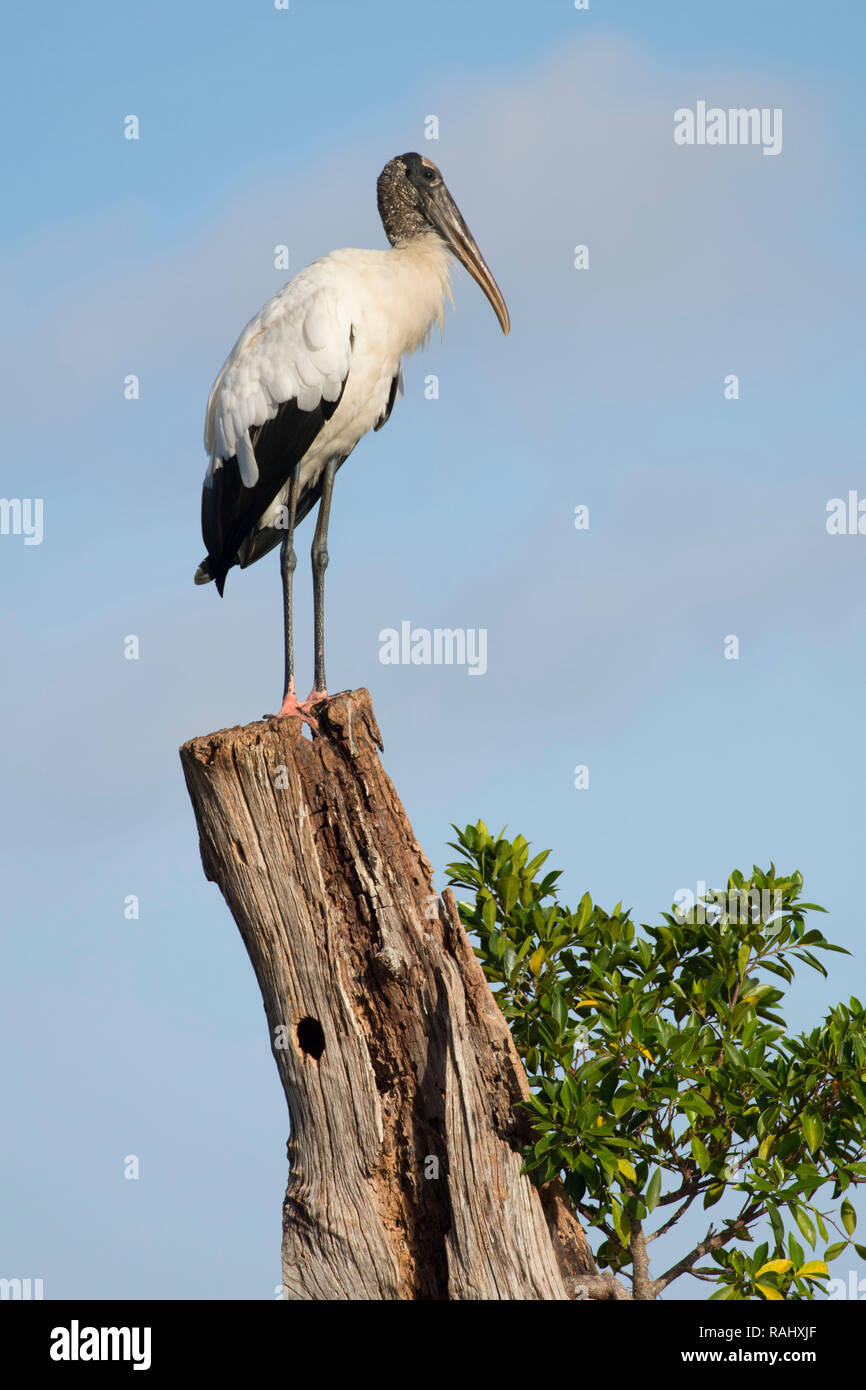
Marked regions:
[180,688,604,1300]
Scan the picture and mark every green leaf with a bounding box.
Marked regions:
[502,874,520,914]
[802,1110,824,1155]
[787,1232,805,1269]
[756,1105,777,1142]
[823,1242,847,1262]
[841,1199,857,1236]
[525,849,551,877]
[551,994,567,1034]
[767,1202,785,1249]
[691,1137,710,1173]
[646,1168,662,1213]
[576,893,593,931]
[610,1197,630,1246]
[794,1207,816,1249]
[680,1092,716,1119]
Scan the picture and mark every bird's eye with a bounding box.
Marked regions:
[423,167,435,180]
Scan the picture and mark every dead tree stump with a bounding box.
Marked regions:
[180,688,604,1300]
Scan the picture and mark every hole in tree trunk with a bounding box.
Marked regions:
[297,1017,325,1060]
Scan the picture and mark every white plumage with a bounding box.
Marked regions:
[203,238,451,510]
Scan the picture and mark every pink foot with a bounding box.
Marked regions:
[276,681,318,728]
[299,687,329,715]
[296,683,326,717]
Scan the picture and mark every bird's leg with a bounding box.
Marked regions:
[276,463,310,721]
[302,456,338,712]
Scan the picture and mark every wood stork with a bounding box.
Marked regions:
[195,152,509,722]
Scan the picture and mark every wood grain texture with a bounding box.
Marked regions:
[180,688,600,1300]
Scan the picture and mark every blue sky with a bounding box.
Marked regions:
[2,0,865,1300]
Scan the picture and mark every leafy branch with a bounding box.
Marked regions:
[446,821,866,1300]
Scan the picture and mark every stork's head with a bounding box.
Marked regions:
[377,153,510,336]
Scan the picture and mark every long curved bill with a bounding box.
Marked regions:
[427,184,510,336]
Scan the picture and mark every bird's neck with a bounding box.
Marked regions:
[387,233,454,345]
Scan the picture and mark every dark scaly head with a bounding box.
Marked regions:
[377,153,510,335]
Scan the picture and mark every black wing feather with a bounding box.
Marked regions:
[202,379,347,596]
[235,449,356,573]
[227,364,401,576]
